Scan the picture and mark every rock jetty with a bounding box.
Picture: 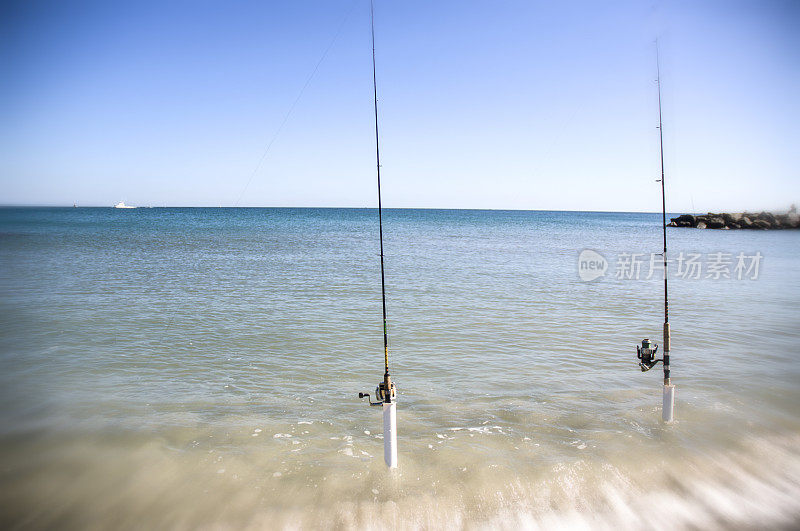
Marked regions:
[669,206,800,230]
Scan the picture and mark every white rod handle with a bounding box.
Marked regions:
[383,402,397,468]
[662,384,675,422]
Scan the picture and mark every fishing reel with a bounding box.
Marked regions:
[637,338,663,372]
[359,375,396,407]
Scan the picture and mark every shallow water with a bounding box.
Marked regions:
[1,207,799,529]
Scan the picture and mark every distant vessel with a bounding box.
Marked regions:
[114,201,136,209]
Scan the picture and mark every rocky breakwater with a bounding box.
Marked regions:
[669,206,800,230]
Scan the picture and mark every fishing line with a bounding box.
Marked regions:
[234,0,359,206]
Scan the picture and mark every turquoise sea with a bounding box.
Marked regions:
[1,207,799,529]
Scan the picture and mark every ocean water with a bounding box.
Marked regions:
[1,207,799,529]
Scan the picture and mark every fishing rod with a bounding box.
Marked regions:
[635,41,675,422]
[358,0,398,468]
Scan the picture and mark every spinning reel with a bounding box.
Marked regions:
[359,374,396,407]
[636,338,663,372]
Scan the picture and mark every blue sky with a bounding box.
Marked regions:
[1,0,798,211]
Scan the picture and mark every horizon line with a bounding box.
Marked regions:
[0,204,721,215]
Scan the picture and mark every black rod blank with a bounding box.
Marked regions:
[656,43,670,383]
[370,0,390,378]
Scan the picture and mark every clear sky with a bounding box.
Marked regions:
[1,0,798,211]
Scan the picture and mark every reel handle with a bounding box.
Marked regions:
[358,392,383,407]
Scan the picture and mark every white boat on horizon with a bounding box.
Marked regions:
[114,201,136,209]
